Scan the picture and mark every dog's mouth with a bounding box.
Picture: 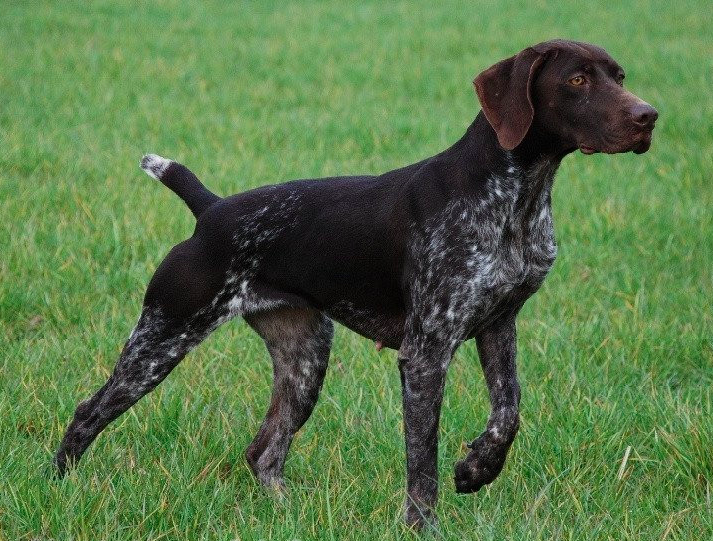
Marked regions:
[579,129,654,156]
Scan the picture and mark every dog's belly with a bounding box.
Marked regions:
[325,301,405,349]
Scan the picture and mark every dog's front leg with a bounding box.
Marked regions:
[398,337,452,529]
[454,315,520,493]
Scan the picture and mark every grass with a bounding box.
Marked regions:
[1,0,712,539]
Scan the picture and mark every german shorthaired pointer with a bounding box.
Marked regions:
[55,39,657,528]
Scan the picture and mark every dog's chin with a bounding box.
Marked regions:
[579,132,653,155]
[631,132,653,154]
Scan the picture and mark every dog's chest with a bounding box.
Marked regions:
[414,166,558,328]
[465,171,557,311]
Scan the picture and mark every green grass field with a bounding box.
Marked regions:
[1,1,712,539]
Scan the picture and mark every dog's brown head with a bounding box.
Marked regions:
[474,39,657,155]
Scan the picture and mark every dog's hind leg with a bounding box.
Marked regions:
[244,307,333,489]
[54,238,233,476]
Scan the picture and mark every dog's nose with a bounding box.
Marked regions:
[630,103,658,128]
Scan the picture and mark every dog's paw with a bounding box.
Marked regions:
[140,154,172,180]
[403,500,438,531]
[246,450,288,495]
[454,458,492,493]
[52,453,68,480]
[453,439,508,494]
[261,476,288,501]
[52,447,78,480]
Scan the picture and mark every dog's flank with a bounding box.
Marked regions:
[56,40,657,530]
[140,154,221,219]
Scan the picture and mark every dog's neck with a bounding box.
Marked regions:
[456,113,566,213]
[462,112,569,181]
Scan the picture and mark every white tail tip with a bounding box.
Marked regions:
[140,154,172,180]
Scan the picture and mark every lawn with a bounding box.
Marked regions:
[1,0,712,539]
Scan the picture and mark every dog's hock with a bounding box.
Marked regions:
[140,154,172,180]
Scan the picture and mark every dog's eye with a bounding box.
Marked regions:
[616,74,625,86]
[569,75,586,86]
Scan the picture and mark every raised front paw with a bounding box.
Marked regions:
[453,437,509,494]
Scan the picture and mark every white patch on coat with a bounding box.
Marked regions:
[405,154,558,355]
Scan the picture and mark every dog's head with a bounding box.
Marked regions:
[474,39,657,155]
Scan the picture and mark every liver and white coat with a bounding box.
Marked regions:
[55,39,657,529]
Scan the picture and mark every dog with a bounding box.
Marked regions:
[54,39,657,528]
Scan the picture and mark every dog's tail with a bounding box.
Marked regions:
[140,154,221,219]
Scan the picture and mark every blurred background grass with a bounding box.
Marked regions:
[1,1,712,539]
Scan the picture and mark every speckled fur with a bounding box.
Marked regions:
[398,156,557,525]
[54,39,657,531]
[244,308,333,488]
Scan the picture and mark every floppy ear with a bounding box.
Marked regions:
[473,47,547,151]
